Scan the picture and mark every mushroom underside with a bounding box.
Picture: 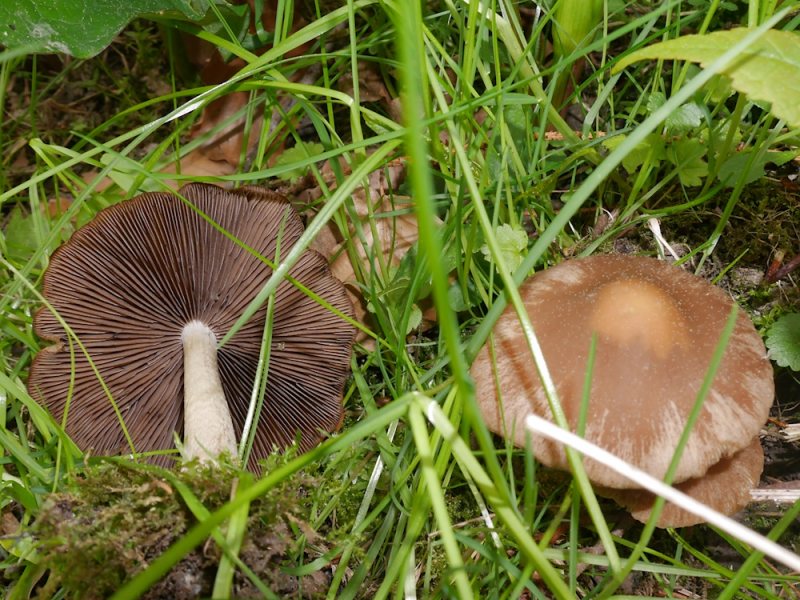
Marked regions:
[28,184,355,470]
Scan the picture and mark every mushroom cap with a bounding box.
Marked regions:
[29,183,355,469]
[597,437,764,527]
[472,254,773,490]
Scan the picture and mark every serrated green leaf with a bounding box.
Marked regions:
[665,102,704,135]
[480,223,528,272]
[614,28,800,127]
[716,150,770,188]
[646,92,666,114]
[0,0,209,58]
[766,313,800,371]
[668,137,708,186]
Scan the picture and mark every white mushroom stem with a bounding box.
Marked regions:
[181,320,237,461]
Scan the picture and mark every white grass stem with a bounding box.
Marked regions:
[647,217,680,261]
[525,414,800,573]
[354,419,397,528]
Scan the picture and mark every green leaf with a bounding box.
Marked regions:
[273,142,325,182]
[668,137,707,186]
[614,28,800,127]
[504,104,527,139]
[405,304,422,334]
[4,206,39,264]
[716,150,770,188]
[480,223,528,272]
[100,153,162,193]
[707,74,734,102]
[665,102,704,135]
[447,283,467,312]
[602,133,665,174]
[0,0,209,58]
[766,313,800,371]
[552,0,602,57]
[646,92,666,113]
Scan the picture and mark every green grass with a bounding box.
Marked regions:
[2,0,800,598]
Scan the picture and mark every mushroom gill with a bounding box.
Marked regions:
[29,183,355,470]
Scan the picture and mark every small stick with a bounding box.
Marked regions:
[766,253,800,283]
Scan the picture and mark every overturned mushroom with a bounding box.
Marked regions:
[471,254,774,527]
[29,183,355,469]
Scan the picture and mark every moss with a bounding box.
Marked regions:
[32,458,328,599]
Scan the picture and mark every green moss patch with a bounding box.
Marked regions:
[32,459,328,599]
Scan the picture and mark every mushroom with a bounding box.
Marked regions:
[471,254,774,526]
[598,438,765,527]
[28,183,355,469]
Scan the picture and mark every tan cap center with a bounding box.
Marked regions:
[590,279,689,359]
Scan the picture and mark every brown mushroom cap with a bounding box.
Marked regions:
[29,183,355,469]
[598,437,764,527]
[472,255,773,491]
